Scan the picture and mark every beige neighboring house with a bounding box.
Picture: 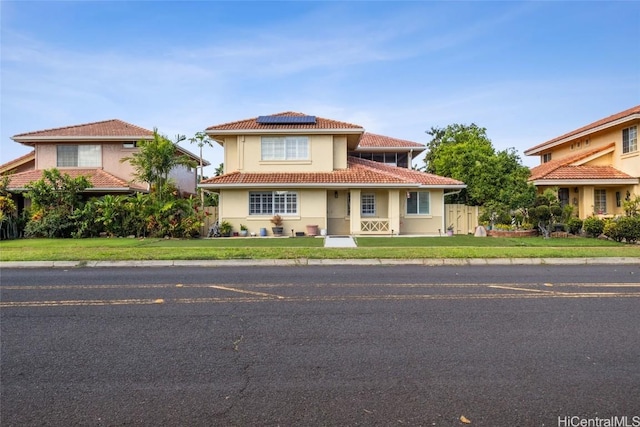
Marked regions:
[200,112,465,236]
[1,119,206,209]
[525,105,640,219]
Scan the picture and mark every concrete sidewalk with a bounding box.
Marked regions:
[1,257,638,268]
[323,236,357,248]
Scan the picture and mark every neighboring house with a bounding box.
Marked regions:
[200,112,465,236]
[2,119,206,208]
[525,105,640,219]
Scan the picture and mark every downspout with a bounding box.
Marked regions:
[442,190,462,234]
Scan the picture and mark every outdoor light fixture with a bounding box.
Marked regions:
[334,191,338,198]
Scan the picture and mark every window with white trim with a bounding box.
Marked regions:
[594,189,607,214]
[542,153,552,163]
[361,193,376,216]
[57,145,101,167]
[406,191,431,215]
[249,191,298,215]
[623,126,637,154]
[261,136,309,160]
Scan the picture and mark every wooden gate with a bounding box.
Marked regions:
[445,204,479,235]
[202,206,218,236]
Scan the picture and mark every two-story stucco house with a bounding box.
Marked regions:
[524,105,640,219]
[2,119,206,208]
[199,112,465,236]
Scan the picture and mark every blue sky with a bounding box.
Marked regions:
[2,1,639,174]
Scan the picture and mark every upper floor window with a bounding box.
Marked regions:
[406,191,431,215]
[361,193,376,216]
[57,145,101,167]
[622,126,637,154]
[249,191,298,215]
[261,136,309,161]
[542,153,552,163]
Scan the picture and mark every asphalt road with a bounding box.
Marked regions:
[1,265,639,426]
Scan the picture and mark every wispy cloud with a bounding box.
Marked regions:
[2,1,638,172]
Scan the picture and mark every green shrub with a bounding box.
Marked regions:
[583,216,605,238]
[24,209,77,238]
[550,204,563,217]
[604,217,640,244]
[566,217,583,235]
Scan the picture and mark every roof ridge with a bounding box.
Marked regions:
[526,105,640,153]
[206,112,364,131]
[13,119,117,137]
[0,150,35,171]
[359,132,425,148]
[529,142,618,180]
[12,119,153,138]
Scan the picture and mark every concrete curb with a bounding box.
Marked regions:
[1,257,638,268]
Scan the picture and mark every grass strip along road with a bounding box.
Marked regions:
[1,235,639,262]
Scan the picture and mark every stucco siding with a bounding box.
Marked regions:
[237,135,335,173]
[400,189,445,235]
[218,188,327,236]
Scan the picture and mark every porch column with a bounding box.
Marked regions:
[350,189,361,235]
[388,190,400,235]
[582,186,594,219]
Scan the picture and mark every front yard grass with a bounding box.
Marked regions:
[1,235,639,261]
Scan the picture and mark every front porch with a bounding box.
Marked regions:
[538,184,638,219]
[327,188,445,236]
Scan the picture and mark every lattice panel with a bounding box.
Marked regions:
[361,220,390,233]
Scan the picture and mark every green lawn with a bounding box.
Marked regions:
[1,235,639,261]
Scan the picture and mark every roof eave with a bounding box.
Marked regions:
[531,178,639,186]
[354,147,426,153]
[524,113,640,156]
[199,183,465,190]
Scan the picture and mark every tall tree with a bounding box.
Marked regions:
[189,131,214,209]
[122,129,196,201]
[424,124,535,208]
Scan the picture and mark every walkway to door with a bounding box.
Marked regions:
[324,235,357,248]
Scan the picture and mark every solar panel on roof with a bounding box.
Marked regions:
[256,115,317,124]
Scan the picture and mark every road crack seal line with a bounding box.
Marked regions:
[0,298,162,307]
[209,285,285,299]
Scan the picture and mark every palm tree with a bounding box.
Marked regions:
[122,128,196,201]
[189,131,214,209]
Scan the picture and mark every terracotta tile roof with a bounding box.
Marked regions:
[0,151,35,173]
[529,143,614,180]
[538,165,636,181]
[525,105,640,155]
[5,169,146,191]
[538,165,637,181]
[206,112,364,131]
[12,119,154,140]
[201,157,464,188]
[357,133,425,151]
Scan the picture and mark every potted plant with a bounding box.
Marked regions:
[219,220,233,237]
[446,224,454,236]
[239,224,248,237]
[271,214,284,236]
